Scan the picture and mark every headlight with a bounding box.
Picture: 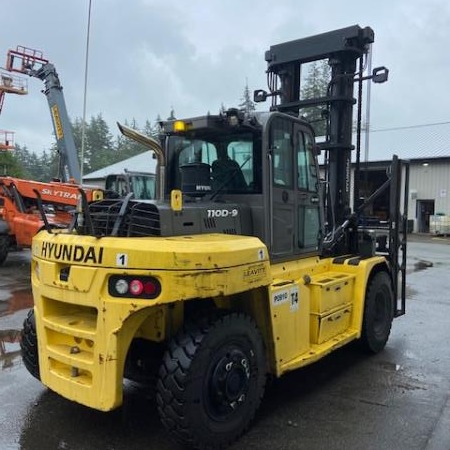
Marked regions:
[114,279,128,295]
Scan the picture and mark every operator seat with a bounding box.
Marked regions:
[211,157,247,191]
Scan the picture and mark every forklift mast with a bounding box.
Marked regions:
[6,46,81,183]
[256,26,407,314]
[257,25,377,231]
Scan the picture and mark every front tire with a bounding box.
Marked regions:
[360,271,394,353]
[20,309,40,380]
[0,235,9,266]
[156,312,266,449]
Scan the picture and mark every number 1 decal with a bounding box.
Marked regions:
[116,253,128,267]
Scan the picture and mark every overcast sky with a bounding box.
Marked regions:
[1,0,450,155]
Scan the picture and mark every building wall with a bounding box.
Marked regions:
[348,159,450,233]
[408,161,450,232]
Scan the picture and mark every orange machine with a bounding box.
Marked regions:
[0,46,104,264]
[0,177,103,264]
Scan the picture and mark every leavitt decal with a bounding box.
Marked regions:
[243,263,266,281]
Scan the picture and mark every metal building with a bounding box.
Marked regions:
[353,123,450,233]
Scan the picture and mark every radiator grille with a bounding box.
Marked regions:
[82,199,160,237]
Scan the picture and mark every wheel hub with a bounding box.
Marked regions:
[209,348,250,416]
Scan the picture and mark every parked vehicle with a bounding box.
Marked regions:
[23,25,408,449]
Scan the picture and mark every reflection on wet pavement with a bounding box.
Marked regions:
[378,360,402,372]
[0,288,33,371]
[0,288,33,317]
[0,329,21,371]
[413,260,433,272]
[0,252,33,374]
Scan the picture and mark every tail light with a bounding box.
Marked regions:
[108,275,161,299]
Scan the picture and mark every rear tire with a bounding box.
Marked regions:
[360,271,394,353]
[156,312,266,449]
[0,235,9,266]
[21,309,40,380]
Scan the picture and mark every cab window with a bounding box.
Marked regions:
[297,131,318,192]
[169,132,261,194]
[270,118,293,187]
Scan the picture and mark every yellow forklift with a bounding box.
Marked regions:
[22,25,408,449]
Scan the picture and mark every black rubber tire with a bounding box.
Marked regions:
[0,235,9,266]
[156,312,266,449]
[20,309,41,380]
[360,271,394,354]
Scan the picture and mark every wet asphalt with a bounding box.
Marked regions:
[0,235,449,450]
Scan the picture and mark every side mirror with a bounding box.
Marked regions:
[254,89,268,103]
[372,66,389,84]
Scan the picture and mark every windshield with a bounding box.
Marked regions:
[131,175,155,200]
[167,131,262,194]
[105,174,155,199]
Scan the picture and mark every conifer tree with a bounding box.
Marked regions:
[238,80,256,115]
[300,60,331,136]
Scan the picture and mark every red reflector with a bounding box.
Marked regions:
[129,279,144,295]
[143,281,157,295]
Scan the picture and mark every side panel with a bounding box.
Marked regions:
[269,281,310,366]
[268,255,387,376]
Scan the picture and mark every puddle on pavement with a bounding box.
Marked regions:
[412,260,433,273]
[0,289,33,372]
[0,328,21,371]
[378,361,402,372]
[0,288,33,317]
[405,286,418,299]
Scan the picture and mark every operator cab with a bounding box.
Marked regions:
[105,172,156,200]
[163,112,262,197]
[161,109,323,260]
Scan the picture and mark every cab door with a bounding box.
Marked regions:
[269,116,295,257]
[268,116,322,259]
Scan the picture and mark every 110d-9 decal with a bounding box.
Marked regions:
[207,209,239,218]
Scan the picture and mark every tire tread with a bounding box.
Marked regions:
[156,312,265,449]
[20,309,40,380]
